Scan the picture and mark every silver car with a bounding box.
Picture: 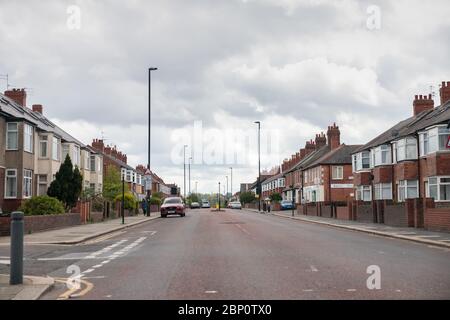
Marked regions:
[229,201,242,209]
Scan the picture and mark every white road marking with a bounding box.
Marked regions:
[395,289,402,292]
[303,289,314,292]
[92,264,103,268]
[205,290,218,294]
[346,289,357,292]
[83,269,95,274]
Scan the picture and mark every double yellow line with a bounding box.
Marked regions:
[53,277,94,300]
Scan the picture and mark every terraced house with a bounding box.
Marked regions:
[0,89,103,212]
[351,81,450,231]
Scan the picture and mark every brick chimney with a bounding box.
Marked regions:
[32,104,43,114]
[5,88,27,107]
[440,81,450,106]
[327,123,340,150]
[413,94,434,116]
[104,145,112,155]
[91,139,105,152]
[305,139,316,154]
[315,132,327,149]
[299,148,306,159]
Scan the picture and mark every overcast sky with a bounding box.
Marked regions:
[1,0,449,194]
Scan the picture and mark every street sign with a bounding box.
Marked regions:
[144,169,152,191]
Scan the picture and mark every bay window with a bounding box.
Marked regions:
[372,145,391,166]
[398,180,418,202]
[428,177,450,202]
[23,169,33,198]
[420,125,450,156]
[356,185,371,201]
[52,137,60,161]
[39,135,48,158]
[24,124,33,153]
[90,155,96,172]
[6,122,18,150]
[374,183,392,200]
[394,137,417,162]
[5,169,17,198]
[72,145,80,166]
[352,151,371,172]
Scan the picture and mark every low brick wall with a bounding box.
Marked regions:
[321,205,332,218]
[355,204,373,223]
[336,206,350,220]
[305,204,318,216]
[425,208,450,233]
[90,211,104,223]
[150,204,160,213]
[383,203,409,227]
[0,212,81,236]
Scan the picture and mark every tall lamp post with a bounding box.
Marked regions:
[226,176,228,201]
[229,167,233,200]
[188,157,192,197]
[121,167,125,225]
[183,145,188,203]
[254,121,261,212]
[218,182,221,211]
[148,67,158,202]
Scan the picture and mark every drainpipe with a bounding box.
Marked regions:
[415,133,422,199]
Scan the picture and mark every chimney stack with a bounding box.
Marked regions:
[413,94,434,116]
[32,104,43,114]
[5,88,27,107]
[91,139,105,153]
[315,132,327,149]
[440,81,450,106]
[327,123,341,150]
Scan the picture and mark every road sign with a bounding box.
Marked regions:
[144,169,152,191]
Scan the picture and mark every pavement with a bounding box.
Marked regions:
[246,209,450,249]
[0,214,160,245]
[0,274,54,300]
[0,208,445,299]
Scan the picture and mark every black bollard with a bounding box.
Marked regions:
[10,211,24,285]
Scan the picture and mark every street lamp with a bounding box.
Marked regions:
[189,157,192,196]
[218,182,221,211]
[226,176,228,200]
[183,145,188,203]
[230,167,233,200]
[254,121,261,212]
[148,67,157,202]
[121,166,125,225]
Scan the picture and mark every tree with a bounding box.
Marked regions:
[103,165,128,201]
[47,154,83,210]
[240,191,256,204]
[114,192,137,210]
[270,192,282,203]
[187,193,199,204]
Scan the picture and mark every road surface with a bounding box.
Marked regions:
[1,209,449,299]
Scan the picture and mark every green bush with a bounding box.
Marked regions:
[114,192,137,210]
[270,193,283,203]
[149,197,161,205]
[19,196,65,216]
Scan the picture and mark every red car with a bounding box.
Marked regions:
[160,197,186,218]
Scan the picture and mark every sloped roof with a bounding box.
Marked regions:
[284,145,331,174]
[304,144,361,169]
[354,101,450,153]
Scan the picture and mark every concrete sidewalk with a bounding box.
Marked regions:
[0,215,160,246]
[0,274,54,300]
[245,208,450,249]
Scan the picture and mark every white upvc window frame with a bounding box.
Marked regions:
[6,122,19,150]
[420,125,450,156]
[39,135,48,158]
[52,137,60,161]
[23,169,33,198]
[332,166,344,180]
[23,123,33,153]
[428,176,450,202]
[5,169,18,199]
[393,137,418,162]
[372,144,392,167]
[374,183,393,200]
[352,151,371,172]
[356,185,372,202]
[90,155,96,172]
[397,180,419,202]
[72,145,80,167]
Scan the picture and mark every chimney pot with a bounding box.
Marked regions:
[32,104,43,114]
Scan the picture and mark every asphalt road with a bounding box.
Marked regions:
[1,209,450,299]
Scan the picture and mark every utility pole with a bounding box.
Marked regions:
[218,182,221,211]
[226,176,228,200]
[189,157,192,196]
[230,167,233,200]
[255,121,261,212]
[183,145,188,203]
[148,67,157,202]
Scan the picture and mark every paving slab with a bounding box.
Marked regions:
[0,274,54,300]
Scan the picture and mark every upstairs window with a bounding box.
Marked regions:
[24,124,33,153]
[52,137,60,161]
[332,166,344,180]
[39,136,48,158]
[352,151,371,172]
[372,145,391,166]
[6,123,18,150]
[427,126,450,154]
[394,137,417,162]
[90,155,96,172]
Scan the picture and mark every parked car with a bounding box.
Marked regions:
[201,200,211,208]
[190,202,200,209]
[160,197,185,217]
[280,200,295,210]
[228,201,242,210]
